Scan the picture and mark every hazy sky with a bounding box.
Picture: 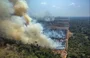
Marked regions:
[26,0,90,17]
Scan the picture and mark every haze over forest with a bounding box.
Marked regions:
[27,0,90,17]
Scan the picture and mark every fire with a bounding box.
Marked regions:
[0,1,70,58]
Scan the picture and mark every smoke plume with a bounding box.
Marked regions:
[0,0,56,48]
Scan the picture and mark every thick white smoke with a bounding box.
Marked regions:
[0,0,57,48]
[0,0,14,19]
[44,29,66,38]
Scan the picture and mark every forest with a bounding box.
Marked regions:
[67,17,90,58]
[0,17,90,58]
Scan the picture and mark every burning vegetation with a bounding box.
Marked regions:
[0,0,71,58]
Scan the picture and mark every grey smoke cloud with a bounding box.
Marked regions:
[0,0,56,48]
[0,0,66,49]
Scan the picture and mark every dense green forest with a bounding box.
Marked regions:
[0,37,61,58]
[67,17,90,58]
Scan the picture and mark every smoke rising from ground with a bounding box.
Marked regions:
[0,0,56,48]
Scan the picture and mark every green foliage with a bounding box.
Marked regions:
[0,38,61,58]
[68,18,90,58]
[17,44,61,58]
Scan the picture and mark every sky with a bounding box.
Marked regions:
[26,0,90,17]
